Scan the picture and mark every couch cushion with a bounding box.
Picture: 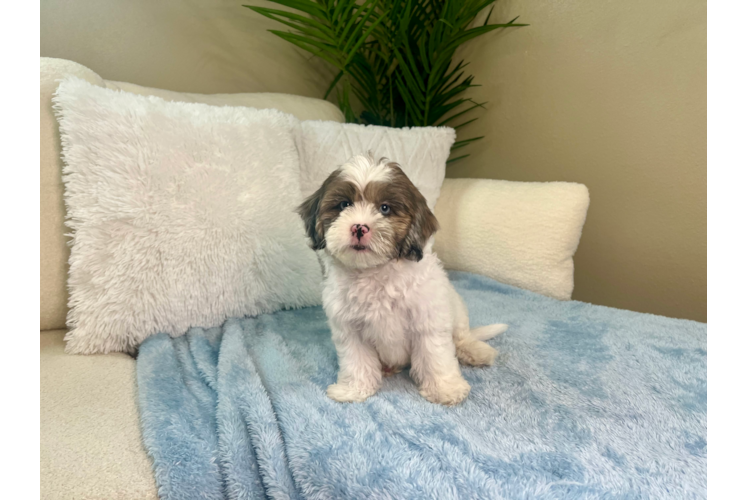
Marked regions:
[41,330,157,499]
[40,57,345,332]
[433,178,589,300]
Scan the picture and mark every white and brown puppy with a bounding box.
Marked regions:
[298,154,507,405]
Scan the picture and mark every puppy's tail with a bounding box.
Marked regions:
[470,323,508,341]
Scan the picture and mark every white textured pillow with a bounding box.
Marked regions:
[298,121,455,209]
[54,77,322,354]
[433,178,590,300]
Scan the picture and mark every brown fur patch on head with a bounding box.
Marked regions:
[297,169,359,250]
[364,163,439,261]
[298,161,438,261]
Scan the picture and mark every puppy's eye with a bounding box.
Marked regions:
[380,204,391,215]
[338,201,352,210]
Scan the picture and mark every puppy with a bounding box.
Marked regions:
[297,153,507,405]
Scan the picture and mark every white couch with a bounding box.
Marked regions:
[40,57,587,499]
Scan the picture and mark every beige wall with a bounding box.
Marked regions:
[41,0,706,321]
[40,0,333,96]
[450,0,706,321]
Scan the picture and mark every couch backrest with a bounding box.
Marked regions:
[40,57,344,331]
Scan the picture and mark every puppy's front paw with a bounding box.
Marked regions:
[327,383,377,403]
[419,377,471,406]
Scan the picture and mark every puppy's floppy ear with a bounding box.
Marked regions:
[297,186,326,250]
[396,174,439,262]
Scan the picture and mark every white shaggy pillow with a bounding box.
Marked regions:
[433,178,590,300]
[54,77,323,354]
[298,121,455,209]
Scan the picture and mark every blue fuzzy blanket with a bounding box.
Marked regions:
[137,272,706,499]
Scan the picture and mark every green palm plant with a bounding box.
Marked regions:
[245,0,526,162]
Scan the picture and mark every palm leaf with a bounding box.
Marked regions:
[446,154,469,164]
[436,100,488,126]
[250,0,527,160]
[324,70,345,99]
[245,6,334,39]
[451,135,485,151]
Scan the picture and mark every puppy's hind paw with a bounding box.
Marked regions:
[327,383,377,403]
[456,339,497,367]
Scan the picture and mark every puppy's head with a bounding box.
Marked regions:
[297,153,438,269]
